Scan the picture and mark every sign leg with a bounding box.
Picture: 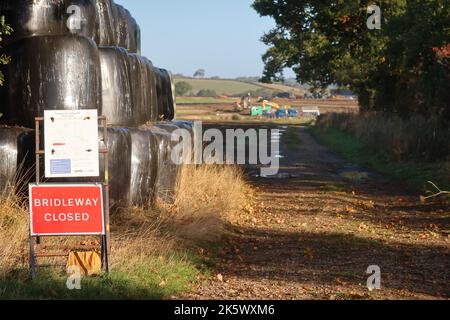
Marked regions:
[29,236,36,280]
[102,235,109,273]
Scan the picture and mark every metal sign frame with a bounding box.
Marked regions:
[30,116,110,279]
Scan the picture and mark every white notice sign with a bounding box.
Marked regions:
[44,110,99,178]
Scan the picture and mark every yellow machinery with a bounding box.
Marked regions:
[262,100,281,110]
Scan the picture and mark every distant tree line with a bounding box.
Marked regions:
[253,0,450,121]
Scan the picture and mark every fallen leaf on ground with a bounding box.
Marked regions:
[303,247,314,260]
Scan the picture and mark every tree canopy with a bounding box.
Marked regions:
[252,0,450,119]
[175,81,193,96]
[193,69,206,78]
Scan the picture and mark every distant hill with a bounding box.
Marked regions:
[174,77,307,97]
[255,82,306,97]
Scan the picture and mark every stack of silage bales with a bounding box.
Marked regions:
[0,127,34,196]
[0,0,190,211]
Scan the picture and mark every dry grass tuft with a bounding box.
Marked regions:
[110,207,174,271]
[0,193,28,278]
[160,165,253,243]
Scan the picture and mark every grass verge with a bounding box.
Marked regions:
[311,126,450,192]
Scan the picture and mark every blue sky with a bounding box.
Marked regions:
[115,0,294,78]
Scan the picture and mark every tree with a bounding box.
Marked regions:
[252,0,450,118]
[193,69,205,78]
[175,81,193,96]
[196,89,217,97]
[0,16,13,87]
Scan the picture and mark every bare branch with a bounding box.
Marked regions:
[421,181,450,202]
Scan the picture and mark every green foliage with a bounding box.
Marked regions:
[0,16,13,87]
[196,89,218,97]
[0,253,200,300]
[175,81,193,96]
[253,0,450,119]
[193,68,206,78]
[316,113,450,162]
[173,78,264,96]
[313,113,450,191]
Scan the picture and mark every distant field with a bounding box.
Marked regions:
[174,77,309,97]
[176,99,358,124]
[176,104,312,125]
[174,78,264,96]
[256,82,306,97]
[176,96,238,105]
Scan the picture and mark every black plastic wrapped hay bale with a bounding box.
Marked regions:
[135,24,141,55]
[142,57,159,123]
[99,47,133,126]
[153,68,163,120]
[114,4,139,53]
[128,54,158,124]
[0,0,99,44]
[159,69,175,121]
[153,68,175,121]
[0,126,35,196]
[149,124,183,203]
[0,35,102,128]
[100,49,158,126]
[95,0,117,47]
[129,128,159,207]
[104,127,132,212]
[94,1,140,52]
[166,70,177,120]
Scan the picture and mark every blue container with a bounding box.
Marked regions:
[276,109,287,118]
[288,108,298,118]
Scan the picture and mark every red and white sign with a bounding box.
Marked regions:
[29,184,105,236]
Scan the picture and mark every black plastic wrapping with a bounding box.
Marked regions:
[0,35,102,128]
[109,125,185,209]
[128,54,157,124]
[129,128,159,207]
[153,68,163,120]
[154,68,175,121]
[0,126,34,196]
[99,47,133,126]
[99,47,159,126]
[94,0,140,53]
[114,4,138,53]
[167,70,177,119]
[106,126,182,209]
[149,124,181,203]
[142,57,159,123]
[135,24,142,55]
[0,124,188,209]
[95,0,117,47]
[105,127,132,211]
[0,0,99,44]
